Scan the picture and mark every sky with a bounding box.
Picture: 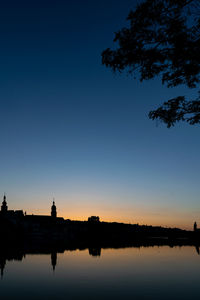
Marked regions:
[0,0,200,229]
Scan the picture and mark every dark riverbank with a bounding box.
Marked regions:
[0,214,199,246]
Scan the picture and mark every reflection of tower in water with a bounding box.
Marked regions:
[88,248,101,257]
[51,252,57,272]
[0,257,6,279]
[195,245,200,255]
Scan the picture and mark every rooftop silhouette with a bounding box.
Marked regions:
[0,195,200,249]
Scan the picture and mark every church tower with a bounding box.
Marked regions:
[1,194,8,213]
[51,200,57,218]
[194,221,197,231]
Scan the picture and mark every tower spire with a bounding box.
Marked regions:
[51,199,57,218]
[1,194,8,213]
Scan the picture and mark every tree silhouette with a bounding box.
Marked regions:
[102,0,200,127]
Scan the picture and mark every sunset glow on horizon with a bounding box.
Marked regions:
[4,192,196,231]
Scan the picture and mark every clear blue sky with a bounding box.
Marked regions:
[0,0,199,229]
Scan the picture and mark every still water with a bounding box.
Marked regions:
[1,246,200,299]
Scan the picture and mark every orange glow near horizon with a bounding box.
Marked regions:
[19,208,194,231]
[7,196,195,231]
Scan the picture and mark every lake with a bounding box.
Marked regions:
[1,245,200,299]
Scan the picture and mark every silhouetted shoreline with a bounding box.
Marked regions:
[1,217,200,245]
[1,196,199,247]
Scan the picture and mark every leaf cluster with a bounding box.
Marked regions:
[102,0,200,126]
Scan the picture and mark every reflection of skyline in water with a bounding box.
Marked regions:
[1,246,200,299]
[0,245,199,279]
[0,252,26,280]
[0,247,102,279]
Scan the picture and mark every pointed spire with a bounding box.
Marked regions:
[3,193,6,203]
[51,199,57,218]
[1,194,8,213]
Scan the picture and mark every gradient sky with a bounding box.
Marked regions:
[0,0,199,229]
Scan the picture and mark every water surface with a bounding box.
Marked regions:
[1,246,200,299]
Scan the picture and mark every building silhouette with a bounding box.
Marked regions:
[88,216,100,223]
[1,194,8,213]
[0,194,24,220]
[0,195,61,221]
[0,195,65,240]
[51,201,57,218]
